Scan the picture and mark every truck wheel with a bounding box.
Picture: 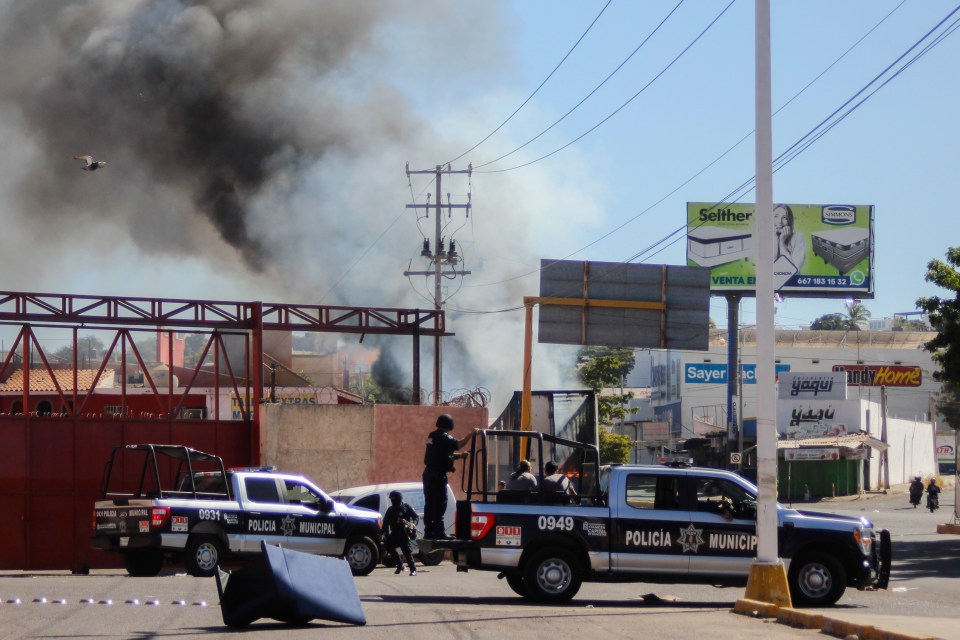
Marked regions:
[523,548,582,603]
[184,534,224,578]
[124,550,163,577]
[788,551,847,607]
[344,536,378,576]
[418,549,444,566]
[505,574,526,597]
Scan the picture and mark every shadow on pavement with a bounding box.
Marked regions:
[890,538,960,580]
[373,593,737,609]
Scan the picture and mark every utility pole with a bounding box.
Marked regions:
[404,163,472,405]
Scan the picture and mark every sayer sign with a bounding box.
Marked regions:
[832,364,922,387]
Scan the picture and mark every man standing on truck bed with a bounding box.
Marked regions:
[423,414,472,539]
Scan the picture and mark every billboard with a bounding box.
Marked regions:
[778,372,847,401]
[538,260,711,350]
[832,364,921,387]
[686,202,874,297]
[777,400,860,439]
[684,362,791,384]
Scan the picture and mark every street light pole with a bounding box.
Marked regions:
[744,0,792,607]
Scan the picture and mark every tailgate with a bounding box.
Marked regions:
[93,500,157,538]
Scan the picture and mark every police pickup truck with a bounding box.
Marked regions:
[424,430,890,607]
[92,444,382,578]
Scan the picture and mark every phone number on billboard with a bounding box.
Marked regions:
[793,276,849,287]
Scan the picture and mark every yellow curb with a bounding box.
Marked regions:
[733,603,940,640]
[733,598,779,618]
[775,607,823,629]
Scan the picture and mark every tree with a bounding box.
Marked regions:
[49,334,106,367]
[892,316,927,331]
[810,313,847,330]
[576,346,636,425]
[844,301,871,330]
[809,302,871,331]
[917,246,960,427]
[599,428,632,464]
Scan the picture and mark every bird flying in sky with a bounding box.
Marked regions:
[74,155,107,171]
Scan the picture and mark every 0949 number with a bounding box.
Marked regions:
[538,515,574,531]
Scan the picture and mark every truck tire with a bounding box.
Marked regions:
[123,550,163,577]
[788,551,847,607]
[523,547,582,603]
[184,534,224,578]
[418,549,444,566]
[344,536,378,576]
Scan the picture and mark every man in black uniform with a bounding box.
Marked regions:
[422,414,472,539]
[383,490,420,576]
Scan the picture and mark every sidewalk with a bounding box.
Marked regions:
[735,599,954,640]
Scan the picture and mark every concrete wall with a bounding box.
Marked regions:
[260,403,488,495]
[371,405,487,492]
[260,403,376,492]
[881,416,937,486]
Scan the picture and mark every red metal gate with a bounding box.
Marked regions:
[0,415,250,572]
[0,291,446,571]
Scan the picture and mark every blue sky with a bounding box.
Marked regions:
[0,1,956,408]
[429,0,959,330]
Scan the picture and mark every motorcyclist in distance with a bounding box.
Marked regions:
[926,478,941,512]
[909,476,924,508]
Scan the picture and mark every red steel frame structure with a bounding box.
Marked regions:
[0,290,448,571]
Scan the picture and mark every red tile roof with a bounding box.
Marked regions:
[0,369,116,393]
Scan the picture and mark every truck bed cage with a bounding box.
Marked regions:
[98,443,231,502]
[464,429,602,504]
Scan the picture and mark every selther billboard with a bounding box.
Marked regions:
[686,202,874,298]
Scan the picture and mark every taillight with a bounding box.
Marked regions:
[470,513,495,540]
[92,509,98,530]
[151,507,171,528]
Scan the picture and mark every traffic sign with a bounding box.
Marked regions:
[730,453,742,464]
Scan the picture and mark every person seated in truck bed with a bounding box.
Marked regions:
[505,460,538,491]
[542,461,576,497]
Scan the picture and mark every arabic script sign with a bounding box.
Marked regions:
[832,365,922,387]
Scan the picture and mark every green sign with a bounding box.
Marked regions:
[686,202,874,298]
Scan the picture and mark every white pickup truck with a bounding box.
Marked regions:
[92,444,383,578]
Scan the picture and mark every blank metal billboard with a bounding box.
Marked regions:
[537,260,711,350]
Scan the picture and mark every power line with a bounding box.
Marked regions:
[473,0,685,170]
[627,4,960,266]
[419,6,957,322]
[476,0,735,174]
[445,0,613,166]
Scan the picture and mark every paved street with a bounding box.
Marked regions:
[792,485,960,639]
[1,486,955,639]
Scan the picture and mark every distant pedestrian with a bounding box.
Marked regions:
[382,490,419,576]
[422,414,473,539]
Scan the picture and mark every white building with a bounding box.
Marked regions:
[629,329,945,494]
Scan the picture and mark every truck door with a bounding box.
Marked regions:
[279,479,341,556]
[685,476,757,578]
[610,471,692,575]
[238,477,291,552]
